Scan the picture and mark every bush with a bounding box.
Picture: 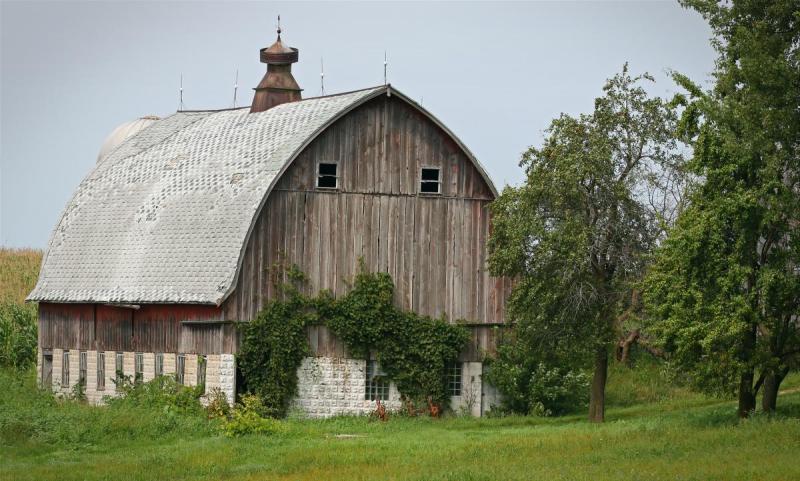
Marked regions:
[105,375,206,416]
[222,395,288,437]
[485,336,589,416]
[0,301,37,369]
[0,369,213,447]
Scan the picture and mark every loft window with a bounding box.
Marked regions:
[176,354,186,385]
[317,162,338,189]
[61,350,70,388]
[420,167,441,194]
[155,353,164,378]
[447,363,463,397]
[79,351,87,388]
[365,360,389,401]
[97,352,105,391]
[135,353,144,385]
[115,352,124,391]
[197,355,207,392]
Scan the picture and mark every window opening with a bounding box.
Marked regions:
[420,167,441,194]
[447,363,463,396]
[365,360,389,401]
[97,352,105,391]
[317,162,338,189]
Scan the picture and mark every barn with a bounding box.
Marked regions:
[27,28,510,417]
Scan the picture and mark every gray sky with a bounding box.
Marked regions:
[1,1,715,248]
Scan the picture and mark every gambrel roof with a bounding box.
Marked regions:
[28,85,496,305]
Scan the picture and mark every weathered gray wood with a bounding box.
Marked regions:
[223,94,508,328]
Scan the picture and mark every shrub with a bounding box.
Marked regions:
[206,387,232,420]
[105,375,206,416]
[222,395,288,437]
[0,369,213,447]
[485,336,589,416]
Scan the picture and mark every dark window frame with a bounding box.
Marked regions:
[419,166,442,195]
[115,352,124,391]
[176,354,186,385]
[155,353,164,378]
[79,351,87,388]
[197,355,207,392]
[97,352,105,391]
[134,352,144,385]
[61,350,70,388]
[316,161,339,190]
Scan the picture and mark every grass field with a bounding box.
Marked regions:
[0,248,42,304]
[2,363,799,481]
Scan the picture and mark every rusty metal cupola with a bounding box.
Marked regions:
[250,18,302,113]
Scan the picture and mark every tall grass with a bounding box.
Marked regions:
[0,368,215,450]
[0,248,42,304]
[0,248,41,369]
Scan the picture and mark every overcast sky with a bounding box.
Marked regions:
[1,1,716,248]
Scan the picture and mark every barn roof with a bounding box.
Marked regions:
[28,85,496,306]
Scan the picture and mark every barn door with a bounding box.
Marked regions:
[42,350,53,390]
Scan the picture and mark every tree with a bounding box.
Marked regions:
[645,0,800,416]
[488,65,683,422]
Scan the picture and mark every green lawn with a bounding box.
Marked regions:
[2,366,800,481]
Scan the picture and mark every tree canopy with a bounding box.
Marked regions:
[645,0,800,416]
[487,65,683,422]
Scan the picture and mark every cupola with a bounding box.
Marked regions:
[250,19,302,113]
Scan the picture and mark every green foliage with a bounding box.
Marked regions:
[646,0,800,409]
[4,363,800,481]
[105,375,207,416]
[327,270,469,406]
[221,394,288,437]
[0,369,213,447]
[484,330,589,416]
[0,302,37,369]
[488,64,684,418]
[237,272,315,417]
[238,266,469,416]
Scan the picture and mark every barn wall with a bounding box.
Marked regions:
[223,95,511,335]
[38,303,233,354]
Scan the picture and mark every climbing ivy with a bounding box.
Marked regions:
[238,264,469,417]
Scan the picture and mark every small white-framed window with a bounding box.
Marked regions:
[115,352,124,391]
[365,360,389,401]
[420,167,441,194]
[316,162,338,189]
[155,353,164,378]
[447,362,463,397]
[135,353,144,385]
[97,352,106,391]
[61,350,70,388]
[79,351,87,388]
[176,354,186,385]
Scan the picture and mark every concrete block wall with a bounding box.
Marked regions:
[38,349,235,406]
[293,357,402,418]
[450,361,483,417]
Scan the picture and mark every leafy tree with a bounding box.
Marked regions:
[488,65,683,422]
[645,0,800,416]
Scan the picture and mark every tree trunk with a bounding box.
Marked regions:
[737,369,756,418]
[588,347,608,423]
[761,371,785,413]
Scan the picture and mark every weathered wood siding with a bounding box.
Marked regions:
[38,303,231,354]
[223,95,511,334]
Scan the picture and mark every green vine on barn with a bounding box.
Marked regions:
[237,263,469,417]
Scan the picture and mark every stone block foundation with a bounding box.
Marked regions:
[38,348,235,406]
